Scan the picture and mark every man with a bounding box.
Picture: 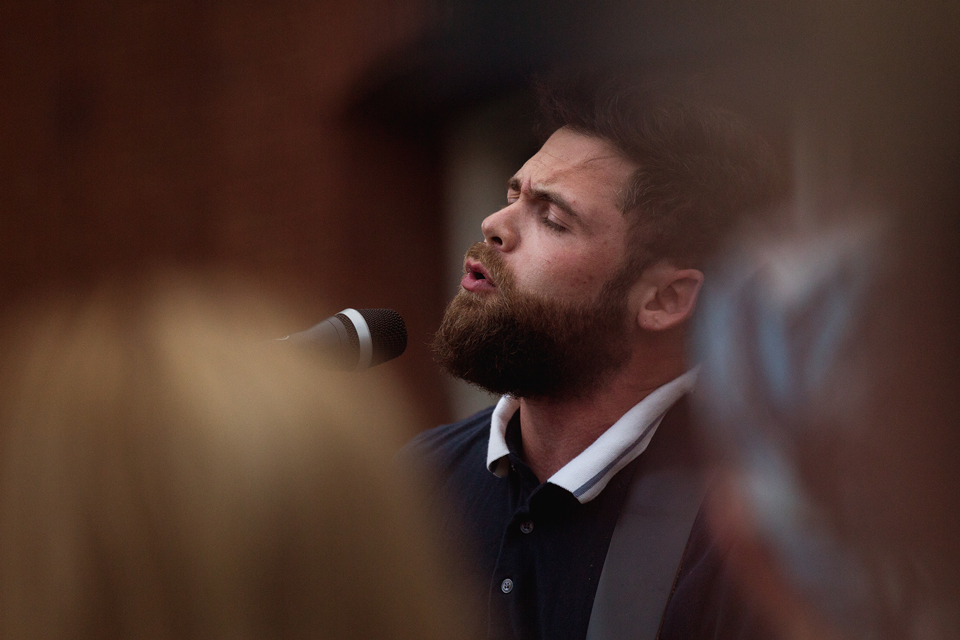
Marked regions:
[404,76,784,640]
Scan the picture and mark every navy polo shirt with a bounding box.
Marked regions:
[405,407,636,640]
[402,383,772,640]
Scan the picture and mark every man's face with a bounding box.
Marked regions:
[432,128,641,398]
[473,127,637,304]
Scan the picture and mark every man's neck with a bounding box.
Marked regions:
[517,356,687,483]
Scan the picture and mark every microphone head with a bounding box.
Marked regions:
[356,308,407,367]
[279,308,406,371]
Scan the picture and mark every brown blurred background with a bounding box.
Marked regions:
[2,0,451,429]
[2,0,957,434]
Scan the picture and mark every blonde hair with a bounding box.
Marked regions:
[0,272,469,640]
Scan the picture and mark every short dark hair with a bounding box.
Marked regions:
[536,73,787,273]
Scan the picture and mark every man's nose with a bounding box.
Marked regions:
[481,206,518,251]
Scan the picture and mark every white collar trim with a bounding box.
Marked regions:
[485,368,699,503]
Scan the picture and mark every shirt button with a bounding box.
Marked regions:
[519,520,534,534]
[500,578,514,594]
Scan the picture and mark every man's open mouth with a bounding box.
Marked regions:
[462,259,497,292]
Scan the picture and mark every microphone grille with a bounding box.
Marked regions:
[357,309,407,366]
[332,312,361,356]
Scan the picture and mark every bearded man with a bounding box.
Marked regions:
[404,76,785,640]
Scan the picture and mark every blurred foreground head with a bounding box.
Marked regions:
[694,215,960,639]
[0,272,469,640]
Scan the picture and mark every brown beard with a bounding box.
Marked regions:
[431,242,634,399]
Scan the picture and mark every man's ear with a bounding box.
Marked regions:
[632,262,704,331]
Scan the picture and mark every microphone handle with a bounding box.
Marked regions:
[279,315,356,366]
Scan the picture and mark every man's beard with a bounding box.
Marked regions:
[432,243,634,399]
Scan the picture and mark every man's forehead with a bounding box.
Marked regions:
[515,128,636,205]
[521,129,632,177]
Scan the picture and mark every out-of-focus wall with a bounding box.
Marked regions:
[0,0,451,432]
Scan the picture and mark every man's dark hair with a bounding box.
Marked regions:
[536,72,787,274]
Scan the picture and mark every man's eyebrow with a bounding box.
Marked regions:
[506,176,584,223]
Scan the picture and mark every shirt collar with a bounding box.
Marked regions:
[485,368,699,503]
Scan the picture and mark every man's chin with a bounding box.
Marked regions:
[452,288,501,309]
[432,287,631,400]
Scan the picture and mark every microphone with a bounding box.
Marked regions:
[278,308,407,371]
